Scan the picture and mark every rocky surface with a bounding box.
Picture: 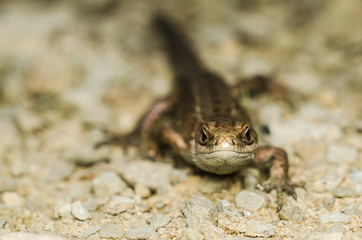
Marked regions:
[0,0,361,239]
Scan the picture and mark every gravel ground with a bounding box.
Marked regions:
[0,0,361,239]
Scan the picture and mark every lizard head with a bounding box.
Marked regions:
[193,119,258,175]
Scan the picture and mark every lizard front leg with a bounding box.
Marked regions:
[253,146,304,212]
[95,95,176,149]
[143,124,187,162]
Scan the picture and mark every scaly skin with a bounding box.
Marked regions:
[98,14,303,211]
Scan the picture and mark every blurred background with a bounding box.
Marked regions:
[0,0,361,125]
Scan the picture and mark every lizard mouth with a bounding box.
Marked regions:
[194,150,256,175]
[202,149,254,154]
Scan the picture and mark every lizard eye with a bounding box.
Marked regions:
[199,127,208,145]
[241,126,253,145]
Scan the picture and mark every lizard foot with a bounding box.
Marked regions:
[258,177,305,212]
[94,130,164,161]
[94,129,139,150]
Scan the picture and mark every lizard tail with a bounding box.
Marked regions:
[153,13,204,77]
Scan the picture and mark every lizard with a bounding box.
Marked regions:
[98,14,302,212]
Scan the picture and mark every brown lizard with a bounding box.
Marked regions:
[98,14,302,211]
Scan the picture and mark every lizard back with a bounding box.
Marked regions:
[154,15,249,134]
[153,14,258,175]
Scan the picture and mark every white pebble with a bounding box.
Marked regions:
[125,226,159,240]
[71,201,91,221]
[326,144,358,163]
[43,222,54,231]
[235,190,267,211]
[120,160,173,191]
[1,192,25,207]
[313,173,344,192]
[66,145,110,166]
[135,184,151,198]
[56,203,72,218]
[348,171,362,184]
[342,204,361,216]
[320,213,350,224]
[92,171,127,197]
[0,220,6,229]
[0,232,68,240]
[148,213,171,230]
[216,199,231,212]
[332,186,359,198]
[245,220,275,237]
[104,196,135,215]
[84,226,101,238]
[99,223,124,239]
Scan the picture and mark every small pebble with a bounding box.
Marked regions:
[245,220,275,237]
[266,119,322,146]
[84,226,101,238]
[66,145,110,166]
[342,204,361,216]
[325,222,345,233]
[99,223,124,239]
[286,71,321,95]
[43,222,54,231]
[198,175,228,194]
[273,220,291,227]
[217,211,248,234]
[125,226,159,240]
[242,169,259,190]
[0,220,6,229]
[297,232,343,240]
[182,195,218,232]
[181,228,203,240]
[235,190,267,211]
[323,197,335,211]
[313,173,344,192]
[14,108,43,132]
[10,158,27,177]
[320,213,350,224]
[348,171,362,184]
[225,237,263,240]
[125,215,149,229]
[66,183,88,201]
[154,201,165,209]
[91,171,127,197]
[326,144,358,163]
[119,160,173,191]
[259,103,282,124]
[343,232,362,240]
[75,0,120,15]
[170,168,188,184]
[216,199,231,212]
[47,161,75,181]
[134,184,151,198]
[1,191,25,207]
[0,177,18,192]
[104,196,135,215]
[279,205,306,224]
[135,202,151,212]
[71,201,91,221]
[0,232,68,240]
[332,186,359,198]
[148,213,171,230]
[83,197,98,211]
[56,203,72,218]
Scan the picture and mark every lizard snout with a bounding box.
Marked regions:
[217,136,236,149]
